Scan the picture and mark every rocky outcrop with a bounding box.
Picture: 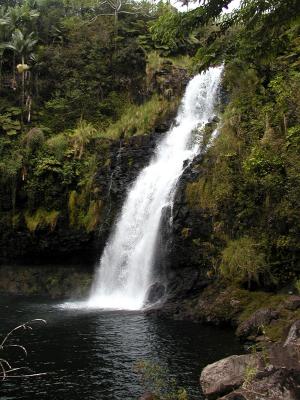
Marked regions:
[0,265,92,298]
[0,130,163,266]
[284,320,300,346]
[200,354,260,399]
[200,320,300,400]
[285,296,300,311]
[160,120,220,303]
[145,282,166,305]
[236,308,279,339]
[219,368,300,400]
[147,60,190,100]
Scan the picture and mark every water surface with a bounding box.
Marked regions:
[0,296,242,399]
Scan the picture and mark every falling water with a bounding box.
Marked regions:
[88,66,223,310]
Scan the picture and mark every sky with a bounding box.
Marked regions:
[174,0,241,13]
[223,0,241,13]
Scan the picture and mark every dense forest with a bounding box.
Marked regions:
[1,0,298,288]
[0,0,300,398]
[0,0,298,324]
[0,0,190,261]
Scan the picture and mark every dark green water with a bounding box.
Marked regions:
[0,296,242,399]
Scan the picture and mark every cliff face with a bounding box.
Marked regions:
[0,131,163,265]
[0,58,189,266]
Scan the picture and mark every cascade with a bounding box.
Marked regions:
[88,66,223,310]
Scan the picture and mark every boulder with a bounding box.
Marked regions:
[145,282,166,304]
[219,393,247,400]
[284,320,300,347]
[219,368,300,400]
[208,322,300,400]
[285,296,300,311]
[200,354,259,399]
[236,308,279,338]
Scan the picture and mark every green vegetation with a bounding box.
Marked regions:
[0,1,299,340]
[135,360,188,400]
[167,0,300,290]
[104,94,179,139]
[220,237,268,289]
[25,208,59,232]
[0,0,184,241]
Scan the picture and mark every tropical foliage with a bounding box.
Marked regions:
[0,0,299,291]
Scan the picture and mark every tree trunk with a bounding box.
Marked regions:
[21,55,25,107]
[20,55,25,130]
[12,53,16,90]
[0,58,3,93]
[114,10,118,51]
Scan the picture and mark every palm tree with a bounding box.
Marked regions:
[5,29,37,116]
[0,3,39,33]
[0,4,39,90]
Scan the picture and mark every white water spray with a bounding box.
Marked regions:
[87,66,223,310]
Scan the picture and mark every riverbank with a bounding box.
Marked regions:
[151,282,300,341]
[144,283,300,400]
[0,265,92,299]
[0,293,243,400]
[2,263,300,344]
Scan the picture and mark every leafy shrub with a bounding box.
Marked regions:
[25,208,59,232]
[286,126,300,150]
[23,128,45,152]
[220,237,268,288]
[70,120,97,159]
[135,360,188,400]
[78,200,102,232]
[243,146,284,178]
[68,191,78,226]
[295,279,300,295]
[104,95,178,139]
[0,107,22,136]
[46,133,68,161]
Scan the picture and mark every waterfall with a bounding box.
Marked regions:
[88,66,223,310]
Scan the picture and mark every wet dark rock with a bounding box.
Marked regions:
[0,265,92,299]
[203,321,300,400]
[0,130,163,266]
[200,354,259,399]
[236,308,279,338]
[148,63,190,100]
[219,368,300,400]
[284,320,300,346]
[285,296,300,311]
[219,393,247,400]
[146,282,166,304]
[166,268,210,302]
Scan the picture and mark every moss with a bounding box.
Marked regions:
[25,208,60,232]
[0,266,92,299]
[215,287,295,342]
[181,227,191,239]
[104,158,111,167]
[11,212,20,228]
[220,237,267,288]
[103,94,179,139]
[69,120,97,159]
[192,283,291,338]
[236,291,286,323]
[46,132,68,161]
[185,180,202,210]
[79,199,102,232]
[185,125,241,211]
[68,190,78,226]
[146,51,194,79]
